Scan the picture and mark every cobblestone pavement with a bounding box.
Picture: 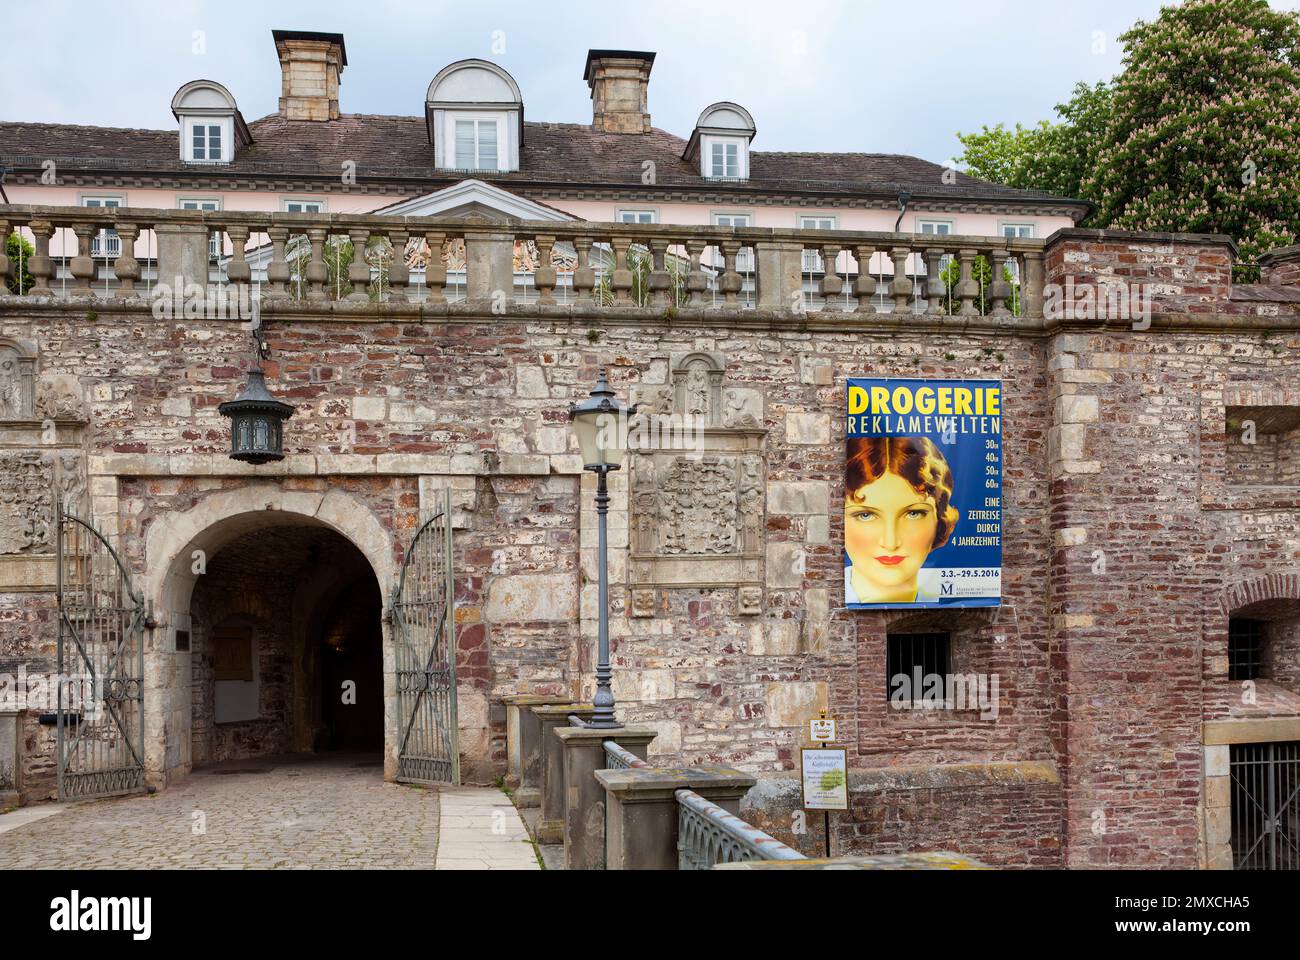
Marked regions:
[0,754,534,870]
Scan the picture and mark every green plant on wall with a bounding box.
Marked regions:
[287,235,392,301]
[6,231,36,294]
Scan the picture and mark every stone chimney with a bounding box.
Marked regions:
[584,50,656,134]
[273,30,346,122]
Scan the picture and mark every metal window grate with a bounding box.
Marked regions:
[1229,741,1300,870]
[1229,618,1264,681]
[886,632,951,698]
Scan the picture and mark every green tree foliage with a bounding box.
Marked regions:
[1087,0,1300,270]
[6,231,36,294]
[956,0,1300,277]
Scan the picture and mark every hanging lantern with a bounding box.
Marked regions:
[218,368,294,464]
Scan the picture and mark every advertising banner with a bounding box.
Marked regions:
[844,378,1003,609]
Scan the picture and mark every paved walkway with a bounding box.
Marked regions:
[0,754,538,870]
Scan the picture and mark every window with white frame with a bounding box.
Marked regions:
[180,198,222,258]
[713,213,754,271]
[1001,223,1035,239]
[917,220,955,277]
[701,135,748,180]
[82,196,121,257]
[446,113,506,172]
[617,210,656,224]
[184,119,229,163]
[799,216,835,272]
[282,200,325,214]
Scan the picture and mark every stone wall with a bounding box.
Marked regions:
[1,228,1299,867]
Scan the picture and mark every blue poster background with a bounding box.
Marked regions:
[844,377,1003,609]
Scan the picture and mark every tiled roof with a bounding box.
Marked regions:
[0,114,1087,209]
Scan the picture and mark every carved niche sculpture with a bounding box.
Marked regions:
[34,376,88,422]
[0,340,37,420]
[629,351,767,616]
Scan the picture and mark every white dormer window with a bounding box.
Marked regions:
[710,141,739,178]
[450,115,504,171]
[171,80,248,166]
[187,120,227,162]
[426,60,524,173]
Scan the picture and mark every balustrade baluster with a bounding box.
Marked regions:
[853,245,877,314]
[889,246,913,315]
[70,223,96,296]
[423,231,448,303]
[956,248,979,316]
[925,247,946,316]
[609,237,634,305]
[347,228,371,302]
[387,230,409,302]
[265,227,290,297]
[718,241,742,306]
[225,225,251,297]
[685,239,707,306]
[647,238,670,307]
[305,228,329,301]
[988,246,1012,316]
[573,236,595,304]
[819,244,843,305]
[28,220,54,297]
[113,223,142,298]
[534,234,557,304]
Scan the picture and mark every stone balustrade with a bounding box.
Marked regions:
[0,203,1047,318]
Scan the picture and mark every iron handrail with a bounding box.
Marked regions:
[674,787,808,869]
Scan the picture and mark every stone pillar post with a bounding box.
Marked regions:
[533,703,595,843]
[756,240,803,311]
[155,223,212,297]
[505,694,570,805]
[596,766,757,870]
[463,225,516,304]
[553,726,656,869]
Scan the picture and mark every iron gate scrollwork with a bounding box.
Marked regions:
[391,487,459,784]
[55,499,148,800]
[1231,741,1300,870]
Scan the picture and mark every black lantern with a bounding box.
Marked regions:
[218,368,294,464]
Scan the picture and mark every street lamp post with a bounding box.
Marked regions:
[568,367,636,729]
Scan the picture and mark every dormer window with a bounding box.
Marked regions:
[685,102,756,182]
[187,120,226,162]
[171,79,251,166]
[450,115,505,171]
[426,60,523,173]
[710,140,741,178]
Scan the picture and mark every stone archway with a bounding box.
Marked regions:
[142,484,398,789]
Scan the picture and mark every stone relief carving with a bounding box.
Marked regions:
[56,452,87,515]
[629,353,768,616]
[34,376,88,422]
[657,455,737,555]
[0,452,54,554]
[0,341,37,420]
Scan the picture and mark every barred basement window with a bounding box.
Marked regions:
[886,632,951,701]
[1228,618,1264,682]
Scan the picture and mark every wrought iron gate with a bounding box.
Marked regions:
[391,487,458,784]
[1230,741,1300,870]
[55,499,148,800]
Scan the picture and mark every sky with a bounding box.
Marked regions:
[3,0,1299,167]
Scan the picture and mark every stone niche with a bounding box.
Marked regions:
[628,352,767,616]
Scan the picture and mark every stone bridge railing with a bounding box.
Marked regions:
[505,695,985,871]
[0,203,1046,318]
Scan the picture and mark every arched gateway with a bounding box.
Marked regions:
[55,484,457,798]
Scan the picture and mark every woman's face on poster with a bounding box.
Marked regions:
[844,472,940,594]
